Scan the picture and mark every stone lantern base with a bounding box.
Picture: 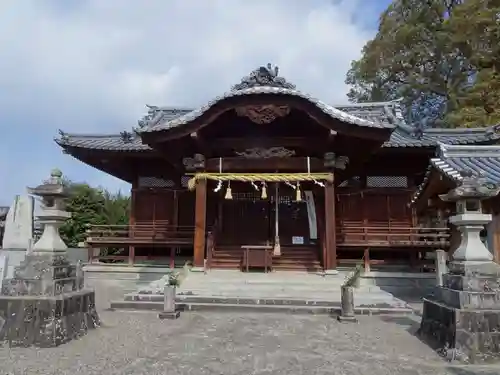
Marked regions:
[419,261,500,363]
[0,253,100,347]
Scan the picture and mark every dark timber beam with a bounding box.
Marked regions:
[190,132,213,158]
[213,137,331,150]
[205,157,324,172]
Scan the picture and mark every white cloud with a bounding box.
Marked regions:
[0,0,378,205]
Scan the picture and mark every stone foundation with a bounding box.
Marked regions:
[0,253,100,347]
[0,289,100,347]
[419,298,500,363]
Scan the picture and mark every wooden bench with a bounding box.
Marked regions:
[241,245,273,273]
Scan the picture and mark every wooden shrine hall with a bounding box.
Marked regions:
[55,64,500,272]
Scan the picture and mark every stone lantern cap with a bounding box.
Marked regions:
[439,169,500,202]
[27,169,68,198]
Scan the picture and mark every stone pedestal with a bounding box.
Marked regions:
[0,254,100,347]
[158,285,179,319]
[419,261,500,363]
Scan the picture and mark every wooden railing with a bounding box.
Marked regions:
[86,221,195,246]
[337,225,450,247]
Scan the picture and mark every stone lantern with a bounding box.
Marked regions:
[419,170,500,363]
[27,168,71,253]
[439,170,499,264]
[0,169,100,348]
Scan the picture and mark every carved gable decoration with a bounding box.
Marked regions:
[231,64,296,91]
[235,147,295,159]
[183,154,206,171]
[235,104,290,124]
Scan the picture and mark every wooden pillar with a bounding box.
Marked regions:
[128,186,137,265]
[193,178,207,269]
[324,179,337,270]
[170,191,179,269]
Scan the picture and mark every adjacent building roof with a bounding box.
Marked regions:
[54,64,500,152]
[55,131,152,152]
[411,143,500,204]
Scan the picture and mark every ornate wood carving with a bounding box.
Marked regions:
[323,152,349,170]
[183,154,206,171]
[235,147,295,159]
[235,105,290,124]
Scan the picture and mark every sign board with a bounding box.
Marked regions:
[0,253,8,289]
[292,236,304,245]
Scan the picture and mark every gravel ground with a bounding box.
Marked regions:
[0,281,499,375]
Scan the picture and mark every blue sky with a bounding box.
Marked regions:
[0,0,391,205]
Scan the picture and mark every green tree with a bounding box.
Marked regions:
[446,0,500,126]
[59,182,130,248]
[345,0,500,128]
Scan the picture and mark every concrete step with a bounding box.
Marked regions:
[210,258,241,263]
[109,299,414,315]
[272,266,323,272]
[126,291,406,305]
[273,259,321,265]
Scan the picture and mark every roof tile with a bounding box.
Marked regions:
[411,143,500,204]
[55,132,150,151]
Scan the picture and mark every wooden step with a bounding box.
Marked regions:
[210,244,322,271]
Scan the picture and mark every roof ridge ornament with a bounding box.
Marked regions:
[231,63,296,91]
[120,131,134,143]
[137,105,159,128]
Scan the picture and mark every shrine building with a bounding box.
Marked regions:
[55,64,500,273]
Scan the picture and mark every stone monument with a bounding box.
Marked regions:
[0,169,100,347]
[0,194,34,278]
[419,170,500,363]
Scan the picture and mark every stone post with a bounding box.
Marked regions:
[435,249,448,286]
[338,285,357,322]
[158,285,180,320]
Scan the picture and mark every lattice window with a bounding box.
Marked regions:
[180,176,191,188]
[366,176,408,188]
[138,176,175,188]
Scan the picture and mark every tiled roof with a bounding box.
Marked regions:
[54,104,500,152]
[138,65,395,132]
[55,131,151,152]
[411,143,500,204]
[137,98,500,147]
[386,125,500,148]
[53,66,500,152]
[139,86,390,132]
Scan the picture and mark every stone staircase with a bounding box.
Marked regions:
[209,245,322,272]
[110,269,414,315]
